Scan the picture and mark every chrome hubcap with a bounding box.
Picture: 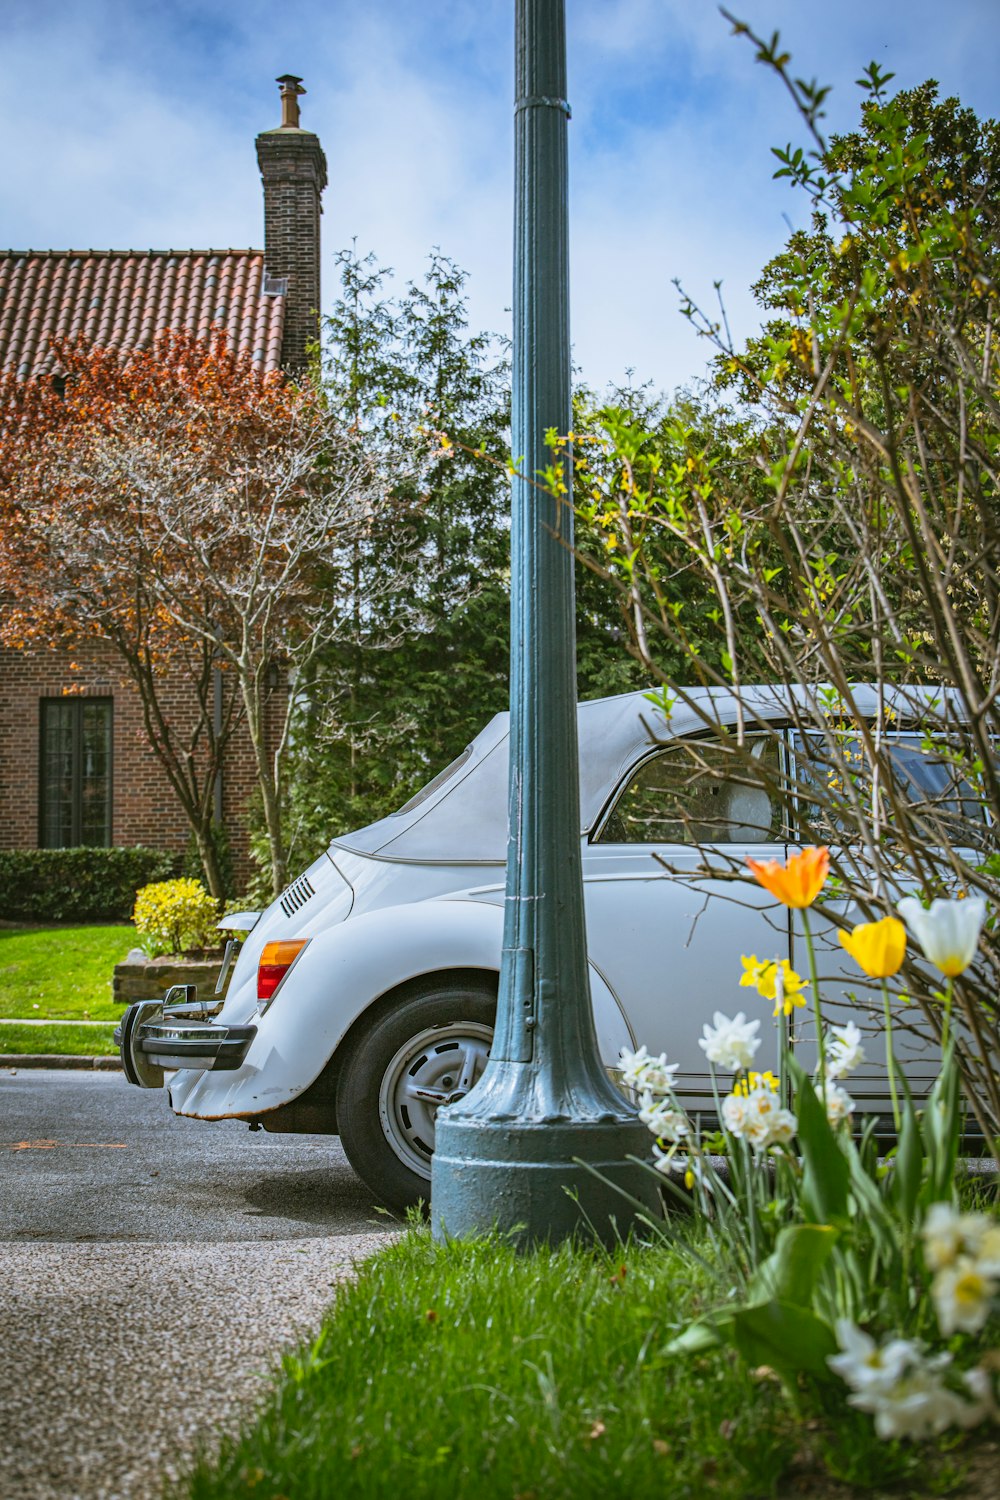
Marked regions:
[378,1022,493,1179]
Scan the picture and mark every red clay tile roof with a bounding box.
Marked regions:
[0,249,286,378]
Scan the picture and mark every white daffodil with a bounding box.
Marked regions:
[863,1366,968,1442]
[922,1201,965,1270]
[762,1105,797,1150]
[638,1090,690,1143]
[957,1366,999,1429]
[721,1090,750,1137]
[697,1010,761,1071]
[897,896,987,978]
[827,1320,922,1396]
[654,1150,707,1187]
[968,1220,1000,1276]
[829,1322,995,1441]
[932,1256,995,1337]
[826,1021,866,1080]
[618,1044,678,1094]
[744,1088,796,1150]
[820,1082,856,1127]
[722,1086,795,1151]
[922,1203,1000,1275]
[651,1144,677,1175]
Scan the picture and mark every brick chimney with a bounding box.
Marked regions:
[256,75,328,374]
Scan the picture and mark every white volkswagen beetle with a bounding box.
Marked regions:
[117,686,968,1209]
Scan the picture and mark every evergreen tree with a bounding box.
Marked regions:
[280,247,642,871]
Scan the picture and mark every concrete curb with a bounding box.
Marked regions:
[0,1053,122,1071]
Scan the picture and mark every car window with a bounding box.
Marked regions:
[596,736,783,845]
[392,745,474,816]
[788,730,988,844]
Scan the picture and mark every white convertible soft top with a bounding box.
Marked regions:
[330,685,791,865]
[330,682,968,866]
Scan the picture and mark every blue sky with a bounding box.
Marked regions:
[4,0,998,391]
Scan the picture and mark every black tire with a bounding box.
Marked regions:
[336,979,496,1212]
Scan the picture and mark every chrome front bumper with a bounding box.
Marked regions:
[115,998,256,1088]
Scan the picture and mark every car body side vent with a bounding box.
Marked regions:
[279,874,316,918]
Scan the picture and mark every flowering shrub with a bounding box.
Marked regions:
[132,878,220,958]
[623,847,1000,1446]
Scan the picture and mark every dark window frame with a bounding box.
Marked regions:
[38,696,114,848]
[787,726,990,846]
[591,729,788,847]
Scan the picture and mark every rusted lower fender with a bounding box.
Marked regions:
[166,897,634,1121]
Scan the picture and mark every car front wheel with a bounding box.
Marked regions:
[336,980,495,1211]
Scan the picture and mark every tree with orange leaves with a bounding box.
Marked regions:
[0,331,405,898]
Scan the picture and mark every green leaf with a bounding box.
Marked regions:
[662,1310,734,1357]
[921,1038,961,1202]
[788,1055,850,1222]
[843,1133,896,1252]
[732,1299,838,1379]
[748,1223,838,1307]
[890,1073,923,1222]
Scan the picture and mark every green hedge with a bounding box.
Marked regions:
[0,847,180,922]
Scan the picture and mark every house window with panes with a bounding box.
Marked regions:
[39,698,113,847]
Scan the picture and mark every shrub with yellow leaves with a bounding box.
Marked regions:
[133,878,220,958]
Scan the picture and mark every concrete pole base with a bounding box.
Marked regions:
[431,1114,661,1248]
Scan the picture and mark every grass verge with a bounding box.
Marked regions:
[180,1226,984,1500]
[0,1021,118,1055]
[0,925,133,1021]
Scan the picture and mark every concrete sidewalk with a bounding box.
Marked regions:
[0,1234,393,1500]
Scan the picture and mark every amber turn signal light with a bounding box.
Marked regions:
[257,939,308,1003]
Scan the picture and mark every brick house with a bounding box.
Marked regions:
[0,77,327,890]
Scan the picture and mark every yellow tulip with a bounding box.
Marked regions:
[838,917,907,978]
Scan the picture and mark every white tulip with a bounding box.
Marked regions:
[897,896,987,978]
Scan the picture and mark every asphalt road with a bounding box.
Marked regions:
[0,1066,387,1242]
[0,1069,398,1499]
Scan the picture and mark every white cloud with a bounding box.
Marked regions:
[1,0,996,391]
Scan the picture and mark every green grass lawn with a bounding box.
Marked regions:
[180,1227,980,1500]
[0,924,134,1022]
[0,1021,118,1056]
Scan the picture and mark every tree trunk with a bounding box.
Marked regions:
[194,825,226,903]
[260,776,287,899]
[241,662,288,899]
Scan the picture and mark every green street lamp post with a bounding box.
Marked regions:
[430,0,658,1245]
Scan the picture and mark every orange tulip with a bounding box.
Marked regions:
[838,917,906,978]
[746,846,830,909]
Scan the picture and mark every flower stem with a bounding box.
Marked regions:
[778,1005,791,1113]
[801,910,826,1106]
[941,977,954,1053]
[881,978,901,1137]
